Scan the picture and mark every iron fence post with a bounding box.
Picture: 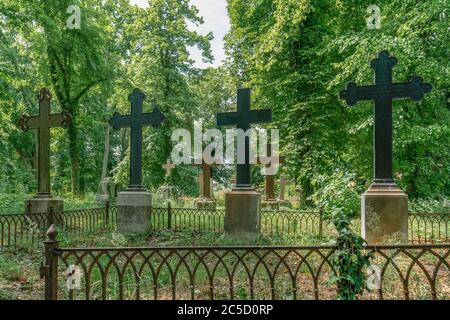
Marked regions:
[105,200,110,227]
[168,202,172,229]
[41,225,59,300]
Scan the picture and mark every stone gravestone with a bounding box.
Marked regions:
[217,88,272,243]
[18,88,72,214]
[96,178,110,204]
[277,174,292,207]
[96,120,112,204]
[193,159,218,209]
[257,143,285,209]
[340,50,432,244]
[162,158,175,177]
[110,88,165,234]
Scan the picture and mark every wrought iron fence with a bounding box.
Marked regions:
[41,226,450,300]
[1,203,448,251]
[0,204,115,251]
[149,206,448,243]
[409,212,449,244]
[150,205,325,236]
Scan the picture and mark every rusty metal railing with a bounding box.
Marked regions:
[0,203,115,251]
[41,225,450,300]
[1,204,449,251]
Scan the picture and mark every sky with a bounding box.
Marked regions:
[129,0,230,68]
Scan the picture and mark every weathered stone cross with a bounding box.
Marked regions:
[18,88,72,198]
[217,88,272,189]
[110,89,165,191]
[162,158,175,177]
[278,174,287,201]
[257,144,285,201]
[340,51,432,184]
[194,159,221,199]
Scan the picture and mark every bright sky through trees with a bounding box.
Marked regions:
[130,0,230,68]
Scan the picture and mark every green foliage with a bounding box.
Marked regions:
[225,0,450,201]
[0,0,448,206]
[329,208,373,300]
[310,171,362,218]
[409,198,450,213]
[0,193,98,214]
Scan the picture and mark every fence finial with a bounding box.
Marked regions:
[46,224,58,241]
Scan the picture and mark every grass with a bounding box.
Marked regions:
[1,226,448,300]
[0,193,99,215]
[0,203,448,300]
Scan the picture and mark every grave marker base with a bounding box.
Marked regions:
[25,197,63,214]
[194,198,216,210]
[117,191,151,234]
[361,182,408,244]
[224,188,261,244]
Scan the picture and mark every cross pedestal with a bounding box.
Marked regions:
[361,183,408,244]
[217,88,272,243]
[116,191,152,234]
[18,88,72,214]
[224,188,261,244]
[25,198,64,215]
[110,89,164,234]
[340,51,432,244]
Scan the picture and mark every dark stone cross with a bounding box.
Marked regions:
[217,88,272,189]
[18,88,72,198]
[340,51,432,184]
[110,88,165,191]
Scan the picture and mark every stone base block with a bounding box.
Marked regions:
[25,197,64,229]
[361,183,408,245]
[224,188,261,244]
[96,193,110,204]
[194,198,216,210]
[25,197,64,214]
[117,191,151,235]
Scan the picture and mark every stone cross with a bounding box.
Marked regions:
[278,174,287,201]
[194,159,220,199]
[18,88,72,198]
[110,88,165,191]
[217,88,272,189]
[257,144,285,201]
[162,158,175,177]
[340,51,432,184]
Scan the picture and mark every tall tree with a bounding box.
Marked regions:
[225,0,450,205]
[111,0,213,194]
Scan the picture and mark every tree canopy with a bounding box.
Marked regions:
[0,0,448,208]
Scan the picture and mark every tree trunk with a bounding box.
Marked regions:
[67,113,80,194]
[100,123,110,181]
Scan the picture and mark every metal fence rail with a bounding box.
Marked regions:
[150,205,324,236]
[150,206,448,243]
[1,204,449,251]
[409,212,449,244]
[41,227,449,300]
[0,204,115,251]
